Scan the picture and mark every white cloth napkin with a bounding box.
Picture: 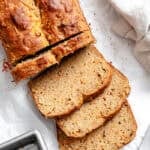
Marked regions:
[108,0,150,72]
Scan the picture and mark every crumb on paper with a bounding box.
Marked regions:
[2,59,12,72]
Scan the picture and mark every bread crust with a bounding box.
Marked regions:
[0,0,49,64]
[12,31,94,82]
[0,0,90,64]
[0,0,91,82]
[36,0,90,44]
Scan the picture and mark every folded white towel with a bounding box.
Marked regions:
[108,0,150,72]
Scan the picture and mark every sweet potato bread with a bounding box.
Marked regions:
[0,0,93,82]
[57,66,130,138]
[0,0,49,64]
[12,31,94,82]
[29,46,112,118]
[36,0,90,44]
[58,102,137,150]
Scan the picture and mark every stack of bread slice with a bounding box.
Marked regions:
[29,46,137,150]
[0,0,137,149]
[58,102,137,150]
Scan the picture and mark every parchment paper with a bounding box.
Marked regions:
[0,0,150,149]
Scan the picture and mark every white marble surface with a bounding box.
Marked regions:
[0,0,150,149]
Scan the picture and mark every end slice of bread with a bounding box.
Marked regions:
[58,102,137,150]
[12,31,94,82]
[29,46,112,118]
[57,66,130,138]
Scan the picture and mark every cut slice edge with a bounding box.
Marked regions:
[57,66,131,138]
[28,45,112,118]
[12,30,94,82]
[58,101,137,150]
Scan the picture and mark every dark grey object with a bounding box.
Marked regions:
[0,130,47,150]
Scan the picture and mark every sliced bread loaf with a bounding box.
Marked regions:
[12,30,94,82]
[58,102,137,150]
[0,0,49,64]
[57,66,130,138]
[29,46,112,118]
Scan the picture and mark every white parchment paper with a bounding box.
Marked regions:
[0,0,150,149]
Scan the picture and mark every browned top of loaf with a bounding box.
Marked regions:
[0,0,49,64]
[36,0,89,44]
[58,102,137,150]
[57,66,130,138]
[29,46,112,118]
[0,0,92,82]
[12,31,94,82]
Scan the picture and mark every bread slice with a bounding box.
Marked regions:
[0,0,49,64]
[12,31,94,82]
[29,46,112,118]
[57,66,130,138]
[58,102,137,150]
[36,0,90,44]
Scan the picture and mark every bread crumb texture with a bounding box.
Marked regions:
[58,103,137,150]
[57,66,130,138]
[29,46,111,118]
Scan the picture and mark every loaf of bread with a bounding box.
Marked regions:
[0,0,49,64]
[36,0,90,44]
[0,0,93,82]
[12,31,94,82]
[57,66,130,138]
[58,102,137,150]
[29,46,112,118]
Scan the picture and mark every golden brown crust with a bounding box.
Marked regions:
[52,30,95,61]
[0,0,49,64]
[0,0,92,81]
[56,66,130,138]
[12,31,94,82]
[36,0,90,44]
[12,51,58,82]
